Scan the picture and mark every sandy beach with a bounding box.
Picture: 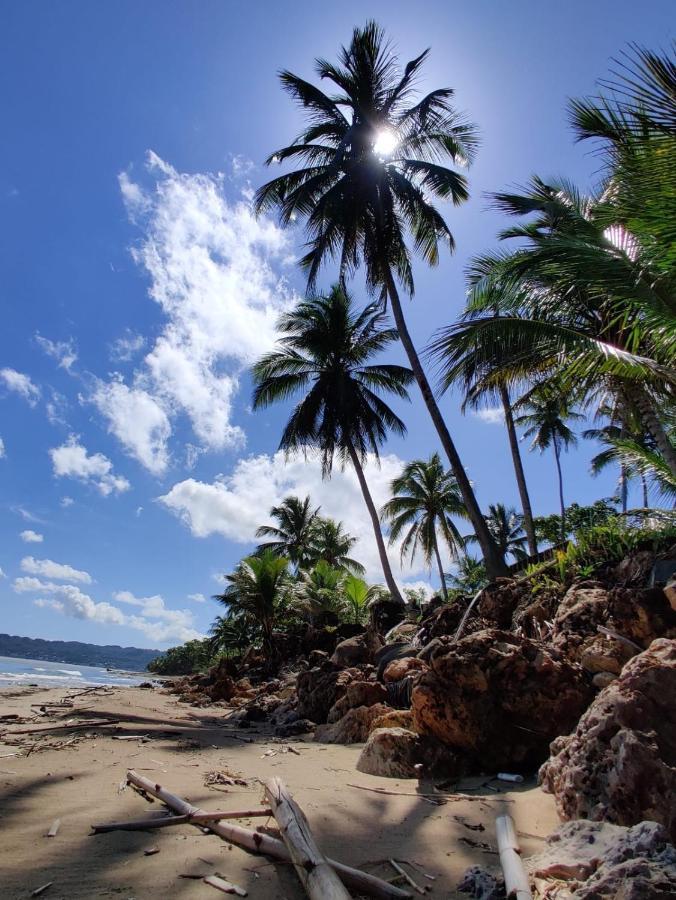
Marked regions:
[0,683,559,899]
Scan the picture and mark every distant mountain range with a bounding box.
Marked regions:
[0,633,160,671]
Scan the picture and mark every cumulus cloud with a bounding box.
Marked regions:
[20,556,92,584]
[188,592,206,603]
[35,335,78,371]
[472,406,505,425]
[60,496,74,508]
[159,451,442,584]
[0,437,5,458]
[89,152,295,474]
[16,578,202,644]
[20,530,44,543]
[0,368,40,406]
[49,435,130,496]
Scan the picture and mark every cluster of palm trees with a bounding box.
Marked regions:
[250,25,674,596]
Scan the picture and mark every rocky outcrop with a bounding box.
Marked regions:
[540,638,676,840]
[356,726,456,778]
[327,680,388,722]
[370,708,415,732]
[412,629,592,772]
[296,663,361,724]
[550,583,676,675]
[314,703,391,744]
[331,631,383,668]
[383,656,428,682]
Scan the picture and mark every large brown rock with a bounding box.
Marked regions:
[296,663,361,724]
[327,680,388,722]
[540,638,676,840]
[331,631,383,668]
[412,629,593,771]
[551,583,676,675]
[383,656,428,683]
[314,703,391,744]
[356,727,423,778]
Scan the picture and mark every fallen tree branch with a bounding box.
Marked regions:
[92,808,274,833]
[125,770,411,900]
[264,776,350,900]
[1,719,119,735]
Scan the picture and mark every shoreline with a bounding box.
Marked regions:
[0,684,558,898]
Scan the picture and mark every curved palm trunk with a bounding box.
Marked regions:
[384,271,508,579]
[346,442,404,605]
[627,383,676,478]
[432,531,449,601]
[553,435,566,543]
[499,384,537,556]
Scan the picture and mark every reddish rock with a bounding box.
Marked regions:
[314,703,391,744]
[331,631,383,667]
[356,727,422,778]
[296,663,361,724]
[383,656,428,683]
[540,638,676,841]
[327,680,388,723]
[370,708,415,733]
[412,629,592,771]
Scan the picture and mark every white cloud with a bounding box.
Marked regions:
[89,379,170,475]
[35,335,78,371]
[0,368,40,406]
[90,153,295,474]
[0,437,5,458]
[159,451,451,583]
[17,578,202,645]
[49,435,130,496]
[60,496,74,508]
[472,406,505,425]
[20,530,44,543]
[0,567,5,578]
[109,330,146,362]
[20,556,92,584]
[188,592,206,603]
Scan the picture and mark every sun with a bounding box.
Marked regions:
[373,129,398,158]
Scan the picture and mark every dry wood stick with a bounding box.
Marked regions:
[263,776,350,900]
[31,884,53,897]
[389,860,425,895]
[2,718,119,735]
[495,815,532,900]
[125,770,411,900]
[203,874,247,895]
[92,808,273,833]
[346,783,497,803]
[46,819,60,837]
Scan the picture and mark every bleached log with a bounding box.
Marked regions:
[126,770,411,900]
[264,776,350,900]
[92,808,273,833]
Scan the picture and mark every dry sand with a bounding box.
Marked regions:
[0,684,559,898]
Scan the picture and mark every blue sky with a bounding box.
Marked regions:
[1,1,672,650]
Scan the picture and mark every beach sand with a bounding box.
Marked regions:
[0,685,559,898]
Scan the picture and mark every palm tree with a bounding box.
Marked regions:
[252,284,412,604]
[307,517,365,574]
[215,550,289,659]
[255,22,508,578]
[255,495,320,570]
[515,390,584,542]
[208,613,254,658]
[445,554,487,594]
[466,503,528,562]
[380,453,467,600]
[342,573,384,624]
[293,560,346,625]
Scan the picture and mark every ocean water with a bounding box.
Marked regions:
[0,655,148,688]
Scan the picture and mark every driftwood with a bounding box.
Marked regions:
[264,776,350,900]
[2,719,119,735]
[389,860,425,895]
[92,808,274,833]
[31,884,53,897]
[126,770,411,900]
[203,874,248,895]
[346,783,497,804]
[495,815,532,900]
[46,819,60,837]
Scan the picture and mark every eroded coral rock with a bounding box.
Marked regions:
[314,703,391,744]
[540,638,676,840]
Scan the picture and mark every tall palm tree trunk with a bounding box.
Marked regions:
[432,531,449,601]
[499,384,537,556]
[384,271,508,579]
[346,442,404,604]
[620,464,628,514]
[641,474,649,509]
[627,384,676,478]
[553,435,566,543]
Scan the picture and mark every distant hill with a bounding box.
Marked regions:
[0,633,160,671]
